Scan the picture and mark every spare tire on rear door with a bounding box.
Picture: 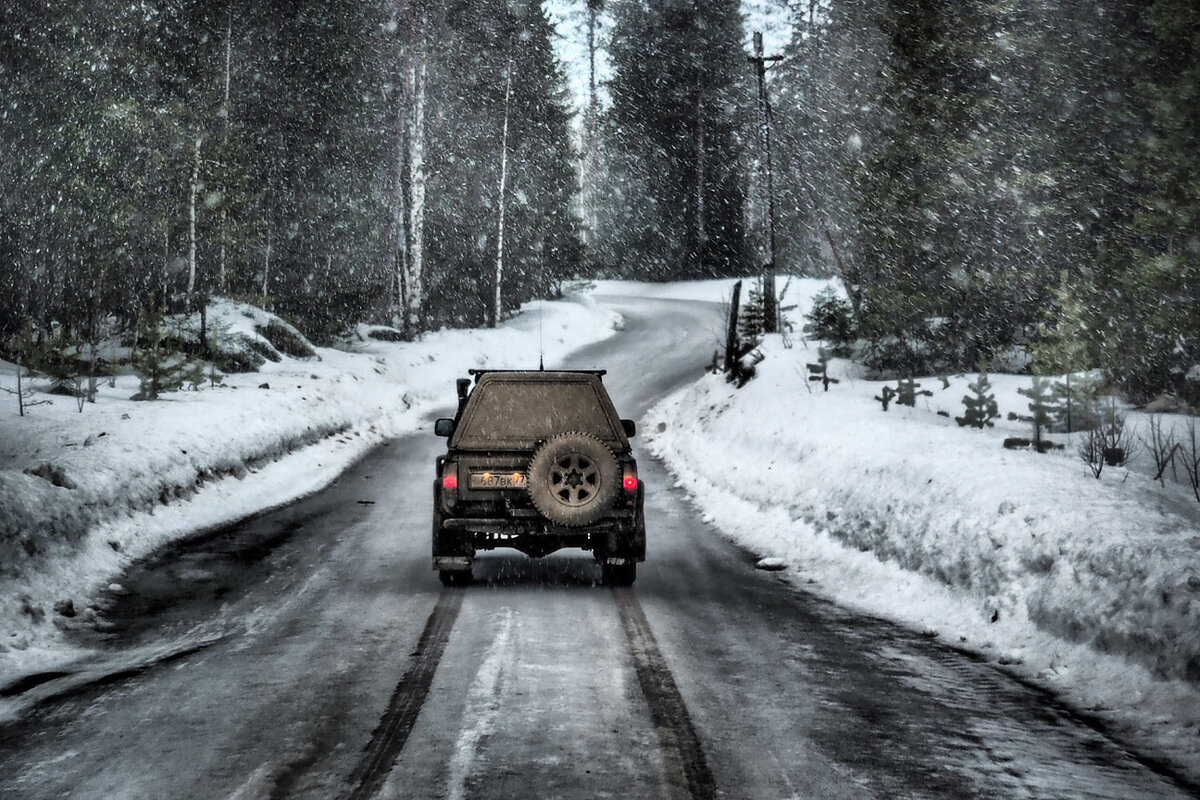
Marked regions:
[527,432,620,527]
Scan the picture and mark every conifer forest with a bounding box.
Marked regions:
[1,0,1197,404]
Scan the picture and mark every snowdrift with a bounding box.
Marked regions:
[0,293,621,675]
[645,330,1200,780]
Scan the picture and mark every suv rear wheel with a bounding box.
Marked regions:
[601,561,637,587]
[439,569,472,587]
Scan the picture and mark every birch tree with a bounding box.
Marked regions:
[403,5,430,340]
[492,61,513,328]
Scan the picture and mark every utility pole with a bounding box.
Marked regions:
[748,31,783,333]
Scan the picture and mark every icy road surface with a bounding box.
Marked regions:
[0,297,1194,799]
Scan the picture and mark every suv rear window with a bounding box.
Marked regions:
[453,377,624,449]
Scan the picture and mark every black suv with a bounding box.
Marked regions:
[432,370,645,586]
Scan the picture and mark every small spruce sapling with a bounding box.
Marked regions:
[776,277,797,346]
[1010,377,1058,452]
[806,348,840,391]
[38,327,90,411]
[956,367,999,428]
[874,385,897,411]
[131,306,205,400]
[738,279,767,344]
[895,378,932,408]
[803,286,856,356]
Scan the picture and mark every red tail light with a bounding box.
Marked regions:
[622,465,638,493]
[442,463,459,491]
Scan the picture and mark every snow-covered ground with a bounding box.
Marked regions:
[0,292,622,692]
[3,278,1199,784]
[630,277,1200,782]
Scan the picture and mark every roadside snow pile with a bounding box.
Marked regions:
[0,293,620,674]
[645,332,1200,780]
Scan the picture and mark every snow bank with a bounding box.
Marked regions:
[645,327,1200,781]
[0,294,621,681]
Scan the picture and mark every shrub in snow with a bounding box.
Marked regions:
[803,286,856,356]
[366,327,405,342]
[956,368,999,428]
[1078,399,1137,479]
[855,334,934,379]
[1147,414,1181,486]
[255,320,317,359]
[209,335,268,373]
[1178,417,1200,502]
[2,322,52,416]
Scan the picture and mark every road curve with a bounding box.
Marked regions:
[0,296,1195,800]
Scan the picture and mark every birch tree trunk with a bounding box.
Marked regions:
[582,0,602,248]
[262,225,272,298]
[162,228,170,300]
[389,2,410,327]
[492,62,513,328]
[695,88,706,268]
[187,136,203,297]
[403,24,428,340]
[218,9,232,293]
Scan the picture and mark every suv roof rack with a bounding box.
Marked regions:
[467,368,607,379]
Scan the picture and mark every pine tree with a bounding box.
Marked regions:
[1012,377,1058,452]
[738,280,767,344]
[1032,271,1090,377]
[956,368,999,429]
[598,0,748,279]
[131,307,204,401]
[1096,0,1200,404]
[803,286,857,355]
[773,0,888,283]
[853,1,996,371]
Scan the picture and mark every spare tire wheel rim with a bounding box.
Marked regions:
[551,452,600,507]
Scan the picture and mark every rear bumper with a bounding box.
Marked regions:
[435,514,644,562]
[441,516,630,535]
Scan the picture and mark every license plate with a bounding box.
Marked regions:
[469,471,528,490]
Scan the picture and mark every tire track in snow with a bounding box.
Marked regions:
[614,588,716,800]
[342,587,464,800]
[444,608,516,800]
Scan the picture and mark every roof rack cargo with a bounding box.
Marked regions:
[467,368,607,380]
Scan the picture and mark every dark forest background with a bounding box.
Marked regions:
[1,0,1197,403]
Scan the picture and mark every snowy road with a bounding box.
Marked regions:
[1,298,1195,799]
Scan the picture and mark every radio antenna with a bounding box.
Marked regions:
[538,299,545,370]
